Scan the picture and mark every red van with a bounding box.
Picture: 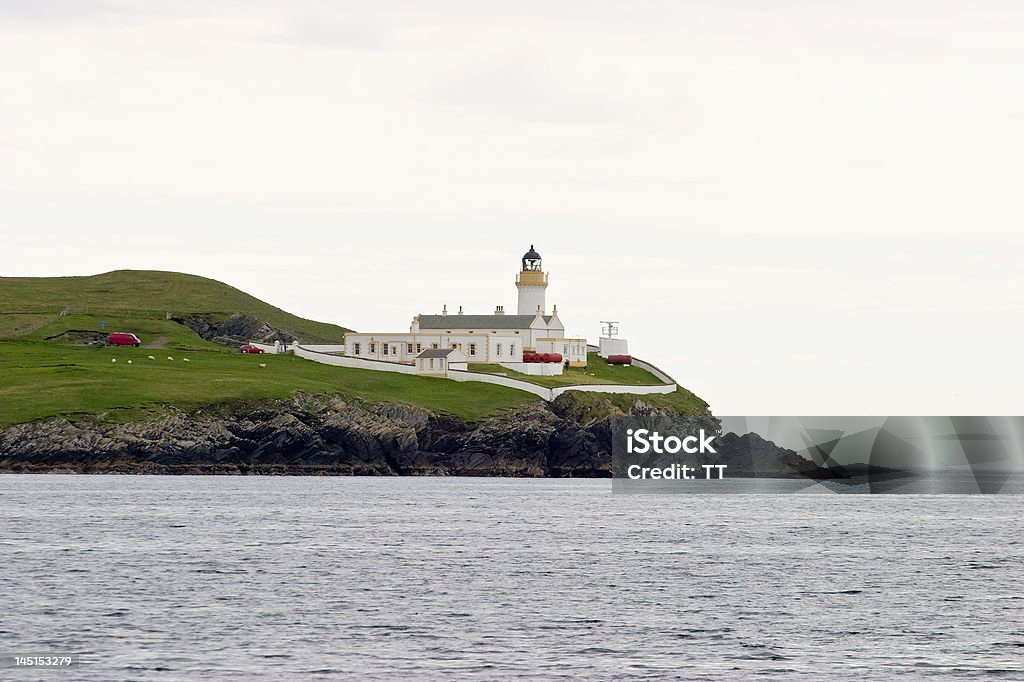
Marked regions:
[108,332,141,347]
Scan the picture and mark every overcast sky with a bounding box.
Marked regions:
[1,1,1022,415]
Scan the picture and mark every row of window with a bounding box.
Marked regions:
[350,341,516,358]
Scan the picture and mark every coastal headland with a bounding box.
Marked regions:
[0,270,822,477]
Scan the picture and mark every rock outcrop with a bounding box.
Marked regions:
[0,394,818,477]
[172,313,290,346]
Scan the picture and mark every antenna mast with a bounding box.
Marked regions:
[600,321,619,338]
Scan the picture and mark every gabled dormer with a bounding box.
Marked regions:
[547,305,565,335]
[529,306,548,330]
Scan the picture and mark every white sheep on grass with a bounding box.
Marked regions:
[148,355,156,361]
[183,358,190,363]
[127,360,132,364]
[111,358,117,363]
[167,356,174,361]
[258,363,267,368]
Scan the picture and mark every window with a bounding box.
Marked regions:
[469,343,476,356]
[510,344,515,356]
[496,343,502,356]
[439,359,446,369]
[407,343,413,354]
[383,344,389,356]
[431,343,439,349]
[369,342,376,353]
[416,343,422,354]
[514,330,520,334]
[353,343,361,355]
[429,358,434,369]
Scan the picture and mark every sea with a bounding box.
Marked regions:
[1,476,1022,680]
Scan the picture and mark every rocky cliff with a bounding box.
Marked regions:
[172,313,292,346]
[0,393,819,477]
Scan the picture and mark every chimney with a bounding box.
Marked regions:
[494,305,505,315]
[442,304,447,317]
[458,305,463,315]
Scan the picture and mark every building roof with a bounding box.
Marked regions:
[417,314,552,330]
[416,348,460,359]
[523,245,541,260]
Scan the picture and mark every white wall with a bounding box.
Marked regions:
[516,284,546,316]
[499,362,564,375]
[346,332,521,364]
[630,358,676,384]
[345,334,421,364]
[293,345,418,374]
[448,369,553,400]
[298,344,346,354]
[598,337,630,358]
[488,335,523,363]
[536,338,587,365]
[247,341,279,353]
[296,344,678,402]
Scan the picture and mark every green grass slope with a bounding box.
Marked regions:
[0,270,349,344]
[0,342,538,425]
[471,353,666,388]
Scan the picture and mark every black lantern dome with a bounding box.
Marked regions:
[522,245,542,271]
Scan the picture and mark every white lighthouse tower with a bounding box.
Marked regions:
[516,245,548,315]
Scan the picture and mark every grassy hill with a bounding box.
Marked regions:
[0,270,709,426]
[0,270,350,344]
[0,341,538,425]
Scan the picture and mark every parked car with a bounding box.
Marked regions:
[108,332,141,347]
[239,344,265,354]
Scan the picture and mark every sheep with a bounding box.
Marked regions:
[183,358,190,363]
[111,358,117,363]
[258,363,267,368]
[127,360,132,364]
[167,356,174,361]
[147,355,155,361]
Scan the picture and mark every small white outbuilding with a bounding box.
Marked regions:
[415,348,468,377]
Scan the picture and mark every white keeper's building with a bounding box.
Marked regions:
[343,246,589,368]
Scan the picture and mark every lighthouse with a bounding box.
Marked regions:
[516,245,548,315]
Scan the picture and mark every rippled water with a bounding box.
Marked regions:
[1,476,1022,680]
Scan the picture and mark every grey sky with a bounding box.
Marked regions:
[1,1,1021,414]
